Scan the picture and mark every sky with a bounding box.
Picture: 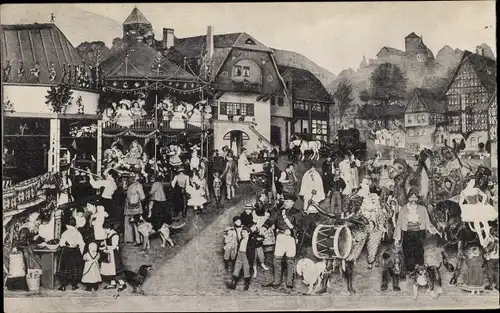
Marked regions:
[1,2,496,75]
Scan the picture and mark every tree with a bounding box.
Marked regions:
[364,63,408,127]
[333,80,354,127]
[75,41,111,67]
[111,37,125,52]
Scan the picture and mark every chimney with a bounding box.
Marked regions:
[206,26,214,59]
[163,28,175,49]
[476,46,484,56]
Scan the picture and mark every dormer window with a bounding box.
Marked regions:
[242,66,250,78]
[234,65,242,77]
[245,38,256,45]
[278,97,284,106]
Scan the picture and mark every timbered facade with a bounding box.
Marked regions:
[277,66,333,143]
[442,51,496,135]
[488,91,497,141]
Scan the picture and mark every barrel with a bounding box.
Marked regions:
[312,224,353,259]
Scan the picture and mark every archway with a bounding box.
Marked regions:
[223,130,250,156]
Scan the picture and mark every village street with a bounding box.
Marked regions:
[4,157,499,312]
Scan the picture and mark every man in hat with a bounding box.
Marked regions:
[279,163,298,196]
[171,166,190,219]
[223,216,243,271]
[262,193,303,290]
[209,150,226,199]
[265,158,282,203]
[240,200,256,229]
[328,168,346,216]
[322,154,335,195]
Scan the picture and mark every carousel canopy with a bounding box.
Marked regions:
[1,23,91,85]
[100,42,197,81]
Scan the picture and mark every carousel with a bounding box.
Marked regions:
[97,41,215,185]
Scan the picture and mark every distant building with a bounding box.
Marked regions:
[440,50,496,152]
[373,32,435,67]
[488,91,497,168]
[404,88,446,150]
[277,66,333,145]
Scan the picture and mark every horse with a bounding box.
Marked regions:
[289,135,322,161]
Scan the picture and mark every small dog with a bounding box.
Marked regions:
[296,258,327,294]
[123,265,152,293]
[410,264,443,300]
[137,218,184,251]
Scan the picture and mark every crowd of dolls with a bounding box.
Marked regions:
[102,95,212,129]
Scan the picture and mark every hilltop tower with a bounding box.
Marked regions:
[122,7,154,46]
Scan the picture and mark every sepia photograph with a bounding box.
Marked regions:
[1,1,498,312]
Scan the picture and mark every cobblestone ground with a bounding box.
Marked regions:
[4,155,499,312]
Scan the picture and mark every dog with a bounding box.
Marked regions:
[296,258,327,294]
[123,265,152,293]
[410,264,443,300]
[379,245,402,292]
[137,218,185,251]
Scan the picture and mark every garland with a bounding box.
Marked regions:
[102,129,214,139]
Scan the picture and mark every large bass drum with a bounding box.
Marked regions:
[312,224,353,259]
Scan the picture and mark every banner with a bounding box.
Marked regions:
[2,172,55,215]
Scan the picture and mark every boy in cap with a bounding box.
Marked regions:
[223,216,242,271]
[227,227,257,291]
[262,192,302,290]
[240,200,256,228]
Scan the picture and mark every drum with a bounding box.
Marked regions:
[312,224,353,259]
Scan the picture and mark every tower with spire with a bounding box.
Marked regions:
[122,6,154,46]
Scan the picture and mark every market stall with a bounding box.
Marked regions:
[98,42,215,184]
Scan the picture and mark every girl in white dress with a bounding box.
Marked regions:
[114,101,134,128]
[238,147,251,182]
[187,172,207,213]
[81,242,101,291]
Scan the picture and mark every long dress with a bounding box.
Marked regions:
[169,147,183,168]
[238,152,251,182]
[100,231,124,279]
[115,107,134,128]
[223,159,237,186]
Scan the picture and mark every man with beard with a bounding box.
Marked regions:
[262,193,303,290]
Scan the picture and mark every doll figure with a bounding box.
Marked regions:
[184,102,194,114]
[187,180,207,213]
[124,140,143,166]
[162,98,174,121]
[171,104,187,129]
[188,106,203,128]
[82,242,102,291]
[115,101,134,128]
[189,145,201,171]
[168,144,183,168]
[130,101,146,120]
[203,104,213,121]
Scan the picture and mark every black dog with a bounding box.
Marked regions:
[123,265,152,293]
[379,246,402,292]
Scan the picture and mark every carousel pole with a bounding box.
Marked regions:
[154,82,158,174]
[201,87,204,158]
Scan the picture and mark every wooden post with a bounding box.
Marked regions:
[49,118,61,173]
[97,120,103,177]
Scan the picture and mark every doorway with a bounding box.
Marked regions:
[223,130,249,156]
[271,125,282,151]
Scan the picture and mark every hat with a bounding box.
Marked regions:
[282,193,297,202]
[244,200,254,209]
[176,166,185,172]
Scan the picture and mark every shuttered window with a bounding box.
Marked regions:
[219,102,255,116]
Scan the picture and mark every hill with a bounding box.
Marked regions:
[0,4,122,47]
[272,48,337,87]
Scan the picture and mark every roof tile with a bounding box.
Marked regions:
[278,65,332,103]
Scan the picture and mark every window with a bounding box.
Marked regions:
[311,120,327,136]
[407,115,413,124]
[470,137,477,147]
[416,114,421,123]
[408,129,415,137]
[294,120,309,134]
[278,97,284,107]
[233,65,242,77]
[418,128,426,136]
[242,66,250,78]
[421,114,426,123]
[294,100,307,111]
[219,102,255,116]
[312,103,324,112]
[478,136,485,144]
[270,97,276,106]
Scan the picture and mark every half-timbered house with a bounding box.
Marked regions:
[441,50,496,152]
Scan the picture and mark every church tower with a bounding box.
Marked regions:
[122,7,154,46]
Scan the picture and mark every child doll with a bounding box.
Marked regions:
[82,242,102,291]
[187,180,207,214]
[213,171,222,204]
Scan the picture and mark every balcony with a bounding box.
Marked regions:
[447,124,461,133]
[103,117,211,132]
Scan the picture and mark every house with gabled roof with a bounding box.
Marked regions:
[277,65,333,145]
[440,49,497,152]
[404,88,447,150]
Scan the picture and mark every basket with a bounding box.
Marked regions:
[26,269,42,291]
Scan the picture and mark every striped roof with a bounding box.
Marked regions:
[100,42,196,80]
[1,23,85,85]
[123,7,151,25]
